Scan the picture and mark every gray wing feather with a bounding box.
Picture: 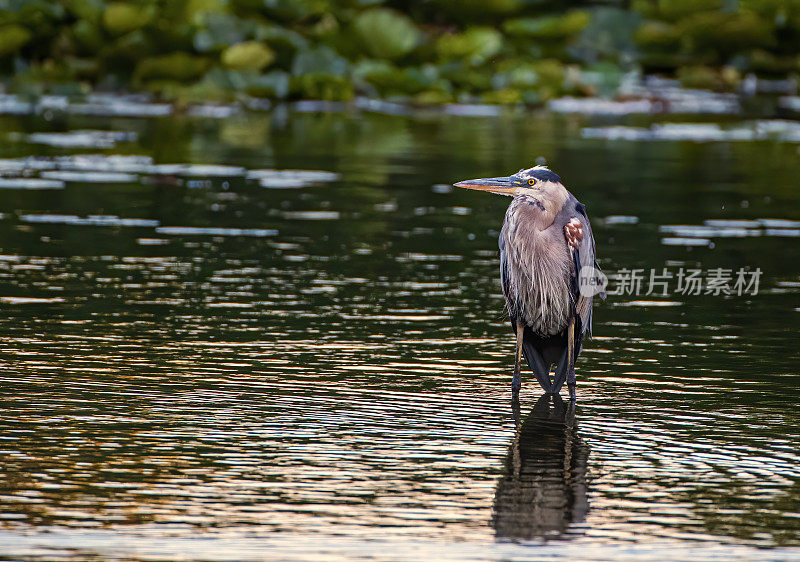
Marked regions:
[568,197,603,337]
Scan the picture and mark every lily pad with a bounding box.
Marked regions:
[135,52,210,83]
[353,8,421,61]
[221,41,275,71]
[504,11,590,40]
[291,45,347,77]
[678,11,775,60]
[634,21,681,50]
[245,70,290,98]
[0,25,32,57]
[355,61,444,95]
[436,27,503,66]
[193,13,254,53]
[102,2,154,35]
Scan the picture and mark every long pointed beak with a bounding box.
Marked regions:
[453,176,517,196]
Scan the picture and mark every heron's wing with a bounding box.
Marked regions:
[570,200,604,337]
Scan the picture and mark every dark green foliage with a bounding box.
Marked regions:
[0,0,798,104]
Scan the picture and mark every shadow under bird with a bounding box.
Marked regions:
[454,166,605,398]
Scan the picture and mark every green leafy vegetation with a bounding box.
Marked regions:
[1,0,799,104]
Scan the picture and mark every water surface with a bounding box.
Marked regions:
[0,103,798,560]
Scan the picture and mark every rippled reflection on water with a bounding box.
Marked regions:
[0,106,798,559]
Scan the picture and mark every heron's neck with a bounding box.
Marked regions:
[511,195,559,231]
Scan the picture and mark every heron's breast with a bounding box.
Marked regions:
[501,204,572,335]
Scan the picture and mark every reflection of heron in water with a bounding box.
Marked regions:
[493,393,589,540]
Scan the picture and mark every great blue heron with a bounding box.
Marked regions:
[454,166,605,398]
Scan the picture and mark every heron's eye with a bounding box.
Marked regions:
[528,179,536,186]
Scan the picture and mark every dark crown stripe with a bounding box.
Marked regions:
[529,168,562,183]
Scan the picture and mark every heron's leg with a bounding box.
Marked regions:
[567,367,577,401]
[511,392,521,426]
[512,321,524,393]
[566,318,577,400]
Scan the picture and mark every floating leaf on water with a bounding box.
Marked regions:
[753,120,800,142]
[552,75,741,115]
[0,157,57,172]
[256,178,309,188]
[186,104,240,118]
[603,215,639,225]
[0,94,33,115]
[550,97,655,115]
[282,211,341,220]
[193,12,253,52]
[765,229,800,237]
[247,169,340,188]
[503,11,590,40]
[436,27,503,66]
[221,41,275,71]
[0,178,65,190]
[650,124,746,141]
[661,237,712,246]
[353,8,421,61]
[146,163,246,177]
[760,219,800,228]
[677,11,774,59]
[571,7,641,64]
[20,214,159,227]
[634,21,681,50]
[40,171,138,183]
[443,104,502,117]
[68,96,172,117]
[155,226,278,237]
[581,126,652,140]
[102,2,154,35]
[147,164,186,175]
[291,45,347,77]
[703,219,761,228]
[136,238,170,245]
[36,96,69,111]
[584,122,800,143]
[135,52,210,83]
[54,155,154,173]
[779,96,800,112]
[177,164,247,177]
[354,97,411,116]
[582,124,724,142]
[27,130,137,148]
[677,66,728,91]
[660,224,761,238]
[242,71,290,100]
[291,100,348,113]
[0,25,32,57]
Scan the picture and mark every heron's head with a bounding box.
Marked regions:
[454,166,569,228]
[454,166,565,200]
